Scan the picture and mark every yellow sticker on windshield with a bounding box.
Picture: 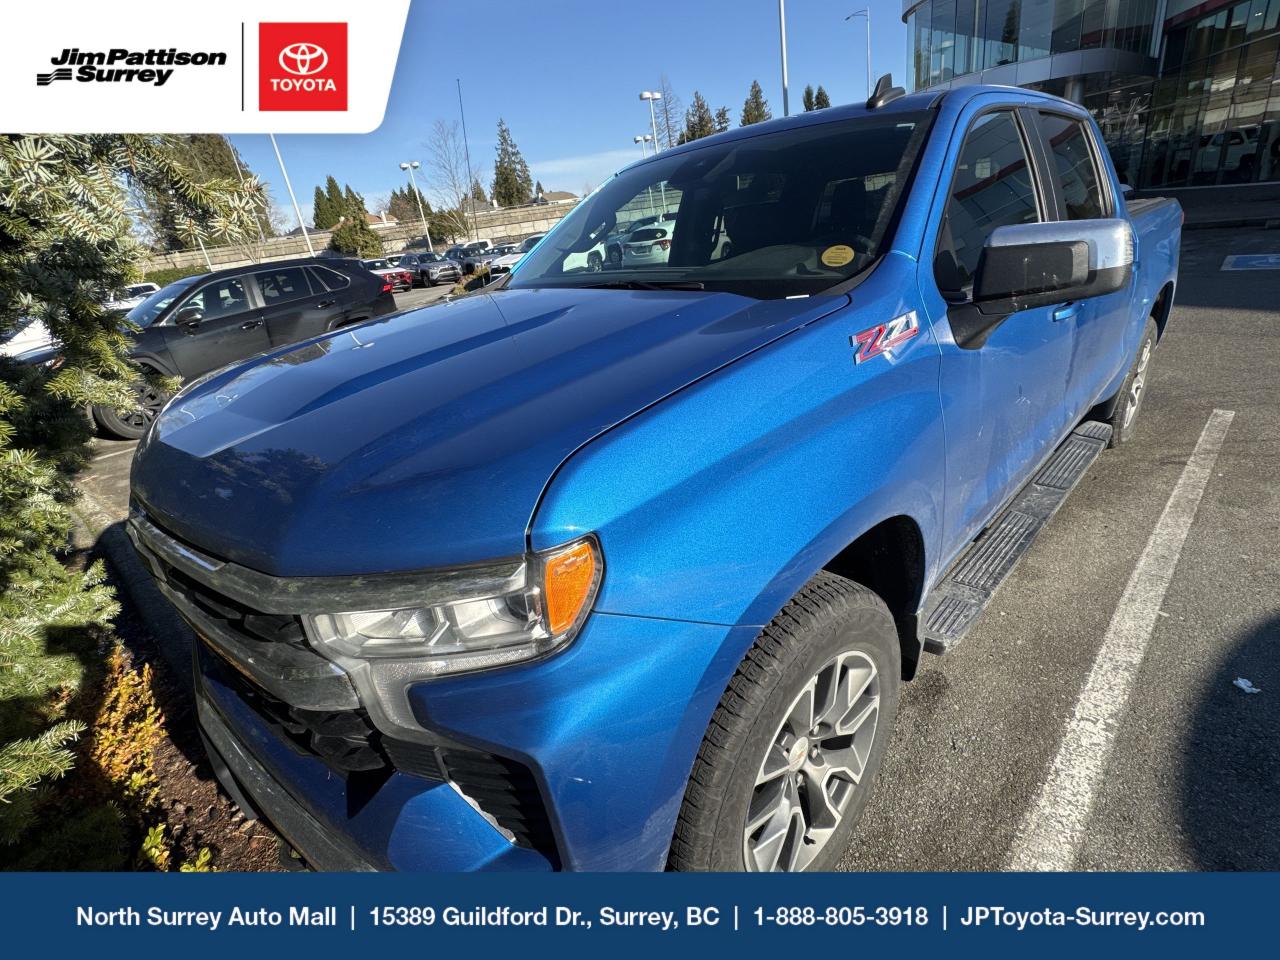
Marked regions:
[821,244,855,267]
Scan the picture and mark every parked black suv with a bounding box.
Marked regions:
[95,258,395,439]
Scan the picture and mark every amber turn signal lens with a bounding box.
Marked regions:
[542,540,598,635]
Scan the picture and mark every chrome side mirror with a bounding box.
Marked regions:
[974,218,1134,314]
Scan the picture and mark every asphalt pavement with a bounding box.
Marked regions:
[76,230,1279,871]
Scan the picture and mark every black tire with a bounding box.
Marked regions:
[607,245,622,268]
[669,571,900,872]
[425,273,437,286]
[587,251,603,273]
[1103,317,1158,448]
[91,374,170,440]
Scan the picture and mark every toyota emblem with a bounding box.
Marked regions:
[278,42,328,76]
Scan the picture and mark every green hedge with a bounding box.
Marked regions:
[142,263,209,287]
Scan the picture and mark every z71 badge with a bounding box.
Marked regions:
[852,311,920,364]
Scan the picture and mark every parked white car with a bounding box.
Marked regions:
[489,233,546,274]
[104,282,160,312]
[1,318,57,363]
[562,241,606,273]
[621,224,675,267]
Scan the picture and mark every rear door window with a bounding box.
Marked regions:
[1037,112,1108,220]
[255,267,314,304]
[307,266,351,292]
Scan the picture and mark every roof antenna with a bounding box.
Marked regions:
[866,73,906,109]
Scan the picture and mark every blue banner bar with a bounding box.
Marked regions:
[1,872,1274,955]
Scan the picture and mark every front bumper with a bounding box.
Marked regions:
[129,508,754,871]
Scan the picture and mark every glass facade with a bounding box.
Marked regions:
[908,0,1159,89]
[907,0,1280,188]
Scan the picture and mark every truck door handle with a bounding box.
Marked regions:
[316,299,336,308]
[240,319,263,330]
[1052,303,1078,322]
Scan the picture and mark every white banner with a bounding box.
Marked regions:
[0,0,409,133]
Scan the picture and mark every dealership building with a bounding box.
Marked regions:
[902,0,1280,192]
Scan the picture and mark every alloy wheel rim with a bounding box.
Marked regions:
[743,650,880,872]
[1124,340,1152,429]
[123,381,167,430]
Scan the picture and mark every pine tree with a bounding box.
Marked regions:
[741,80,773,126]
[714,106,732,133]
[328,218,381,258]
[387,184,431,224]
[534,180,545,198]
[134,135,271,249]
[815,85,832,109]
[0,134,259,846]
[313,175,344,229]
[678,91,718,144]
[491,119,533,207]
[323,176,344,225]
[312,185,334,229]
[470,178,488,204]
[803,84,816,112]
[343,185,367,219]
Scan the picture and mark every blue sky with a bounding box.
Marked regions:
[230,0,907,225]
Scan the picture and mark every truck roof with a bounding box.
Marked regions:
[643,83,1085,168]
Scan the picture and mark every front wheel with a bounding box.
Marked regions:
[1103,317,1158,447]
[669,572,900,872]
[91,375,170,440]
[587,251,603,273]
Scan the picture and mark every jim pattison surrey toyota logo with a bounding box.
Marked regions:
[35,49,227,87]
[259,23,347,111]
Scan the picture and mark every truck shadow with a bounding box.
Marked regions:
[1179,613,1280,869]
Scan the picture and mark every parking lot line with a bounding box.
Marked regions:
[91,446,136,462]
[1007,408,1235,872]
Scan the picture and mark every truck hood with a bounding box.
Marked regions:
[132,286,846,577]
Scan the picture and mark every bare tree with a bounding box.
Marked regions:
[426,117,474,236]
[658,75,682,149]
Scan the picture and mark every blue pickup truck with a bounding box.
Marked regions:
[127,81,1181,872]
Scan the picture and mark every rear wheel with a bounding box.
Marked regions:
[91,374,170,440]
[669,572,900,872]
[587,251,603,273]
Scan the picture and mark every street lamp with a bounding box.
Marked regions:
[639,91,663,151]
[778,0,791,117]
[269,133,314,257]
[398,160,434,253]
[845,8,873,101]
[633,134,653,158]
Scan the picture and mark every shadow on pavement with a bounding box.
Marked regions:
[1180,613,1280,869]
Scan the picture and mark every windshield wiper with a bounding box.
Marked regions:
[579,278,706,291]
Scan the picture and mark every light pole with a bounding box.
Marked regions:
[845,8,873,100]
[269,133,314,257]
[633,135,658,215]
[778,0,791,117]
[639,91,663,151]
[399,160,434,252]
[456,78,479,240]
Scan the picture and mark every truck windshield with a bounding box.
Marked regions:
[508,111,931,299]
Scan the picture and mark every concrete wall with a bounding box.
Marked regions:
[140,199,580,275]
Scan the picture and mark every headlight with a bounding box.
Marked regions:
[301,536,602,740]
